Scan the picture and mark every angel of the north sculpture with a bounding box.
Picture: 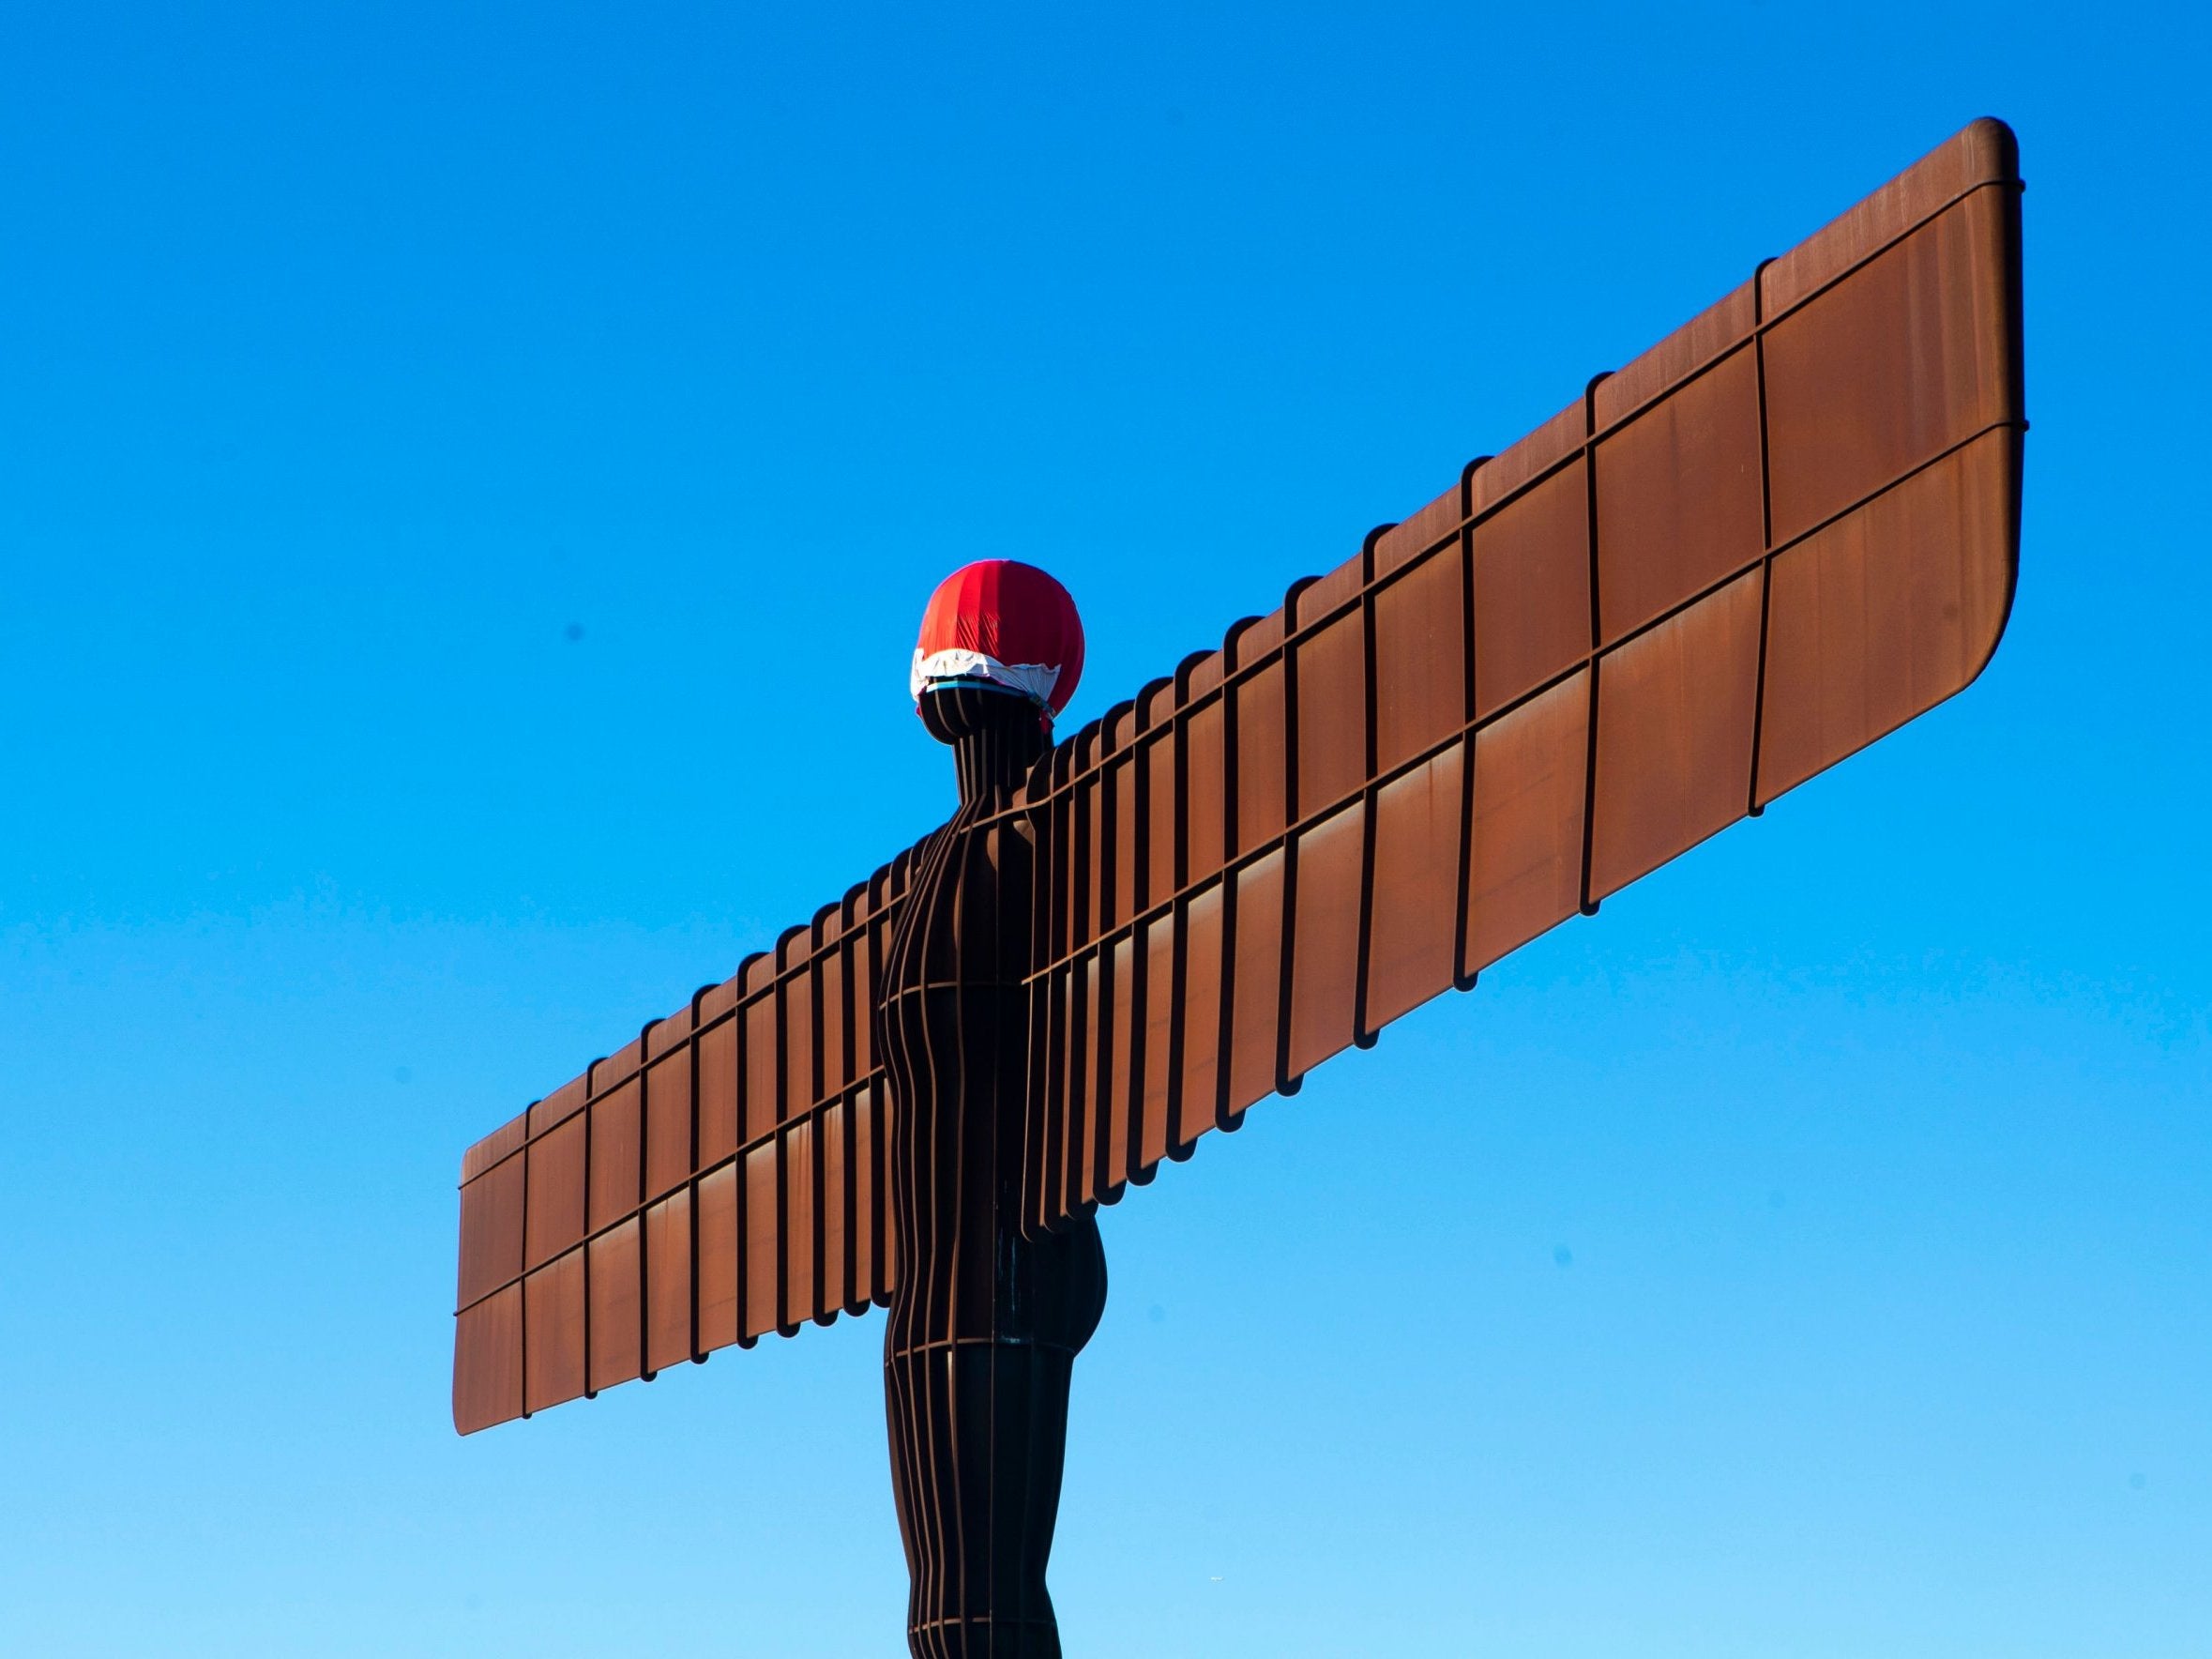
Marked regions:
[452,118,2024,1657]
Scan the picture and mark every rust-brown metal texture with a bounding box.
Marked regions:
[455,115,2024,1456]
[1020,115,2023,1237]
[451,852,913,1434]
[879,685,1109,1654]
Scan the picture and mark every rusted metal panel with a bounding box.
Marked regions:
[1293,610,1368,821]
[1589,571,1765,900]
[743,1140,780,1340]
[1225,848,1286,1113]
[782,936,816,1129]
[1758,431,2014,802]
[1183,697,1227,893]
[1765,186,2016,546]
[1175,883,1227,1148]
[1466,672,1591,973]
[643,1189,692,1375]
[1139,915,1176,1172]
[587,1077,642,1236]
[587,1219,643,1394]
[819,1099,850,1320]
[456,1149,524,1312]
[782,1119,817,1332]
[1374,540,1467,776]
[527,1076,585,1138]
[1364,740,1466,1032]
[1595,280,1759,428]
[1109,743,1140,937]
[743,959,780,1144]
[695,1164,739,1354]
[644,1050,691,1205]
[1472,457,1588,717]
[1144,712,1176,919]
[523,1114,584,1273]
[590,1039,642,1101]
[451,1283,523,1435]
[1761,118,2017,316]
[461,1113,527,1186]
[1232,658,1288,858]
[1596,346,1765,644]
[818,932,849,1112]
[1372,479,1465,581]
[523,1247,585,1415]
[695,1016,738,1170]
[851,1085,881,1310]
[1103,933,1137,1192]
[1286,801,1366,1082]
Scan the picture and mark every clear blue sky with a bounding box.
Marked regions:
[4,5,2205,1655]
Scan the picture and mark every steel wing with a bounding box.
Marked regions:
[1020,118,2025,1236]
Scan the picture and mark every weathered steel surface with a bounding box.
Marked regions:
[452,854,912,1433]
[880,686,1107,1656]
[1021,116,2023,1235]
[454,116,2025,1434]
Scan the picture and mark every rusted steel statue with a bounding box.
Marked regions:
[883,581,1107,1653]
[449,120,2027,1655]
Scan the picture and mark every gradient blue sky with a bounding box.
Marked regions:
[4,5,2206,1655]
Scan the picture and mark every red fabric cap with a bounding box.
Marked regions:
[910,560,1085,718]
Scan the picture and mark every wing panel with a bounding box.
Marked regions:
[1757,429,2014,802]
[1287,801,1367,1082]
[1588,571,1765,901]
[452,845,917,1432]
[587,1220,643,1394]
[1364,740,1466,1033]
[523,1248,585,1415]
[1595,347,1765,643]
[1472,457,1589,717]
[644,1190,692,1374]
[1466,673,1591,973]
[451,1284,523,1437]
[1022,118,2023,1237]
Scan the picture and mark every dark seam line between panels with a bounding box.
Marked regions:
[631,1016,651,1384]
[1210,620,1249,1139]
[1351,525,1385,1046]
[578,1041,595,1398]
[998,414,2024,992]
[1747,255,1780,817]
[1577,373,1609,917]
[1032,748,1069,1229]
[686,983,706,1361]
[1125,706,1152,1185]
[1275,578,1315,1096]
[1089,754,1119,1203]
[1008,176,2020,817]
[1161,652,1197,1154]
[1449,460,1487,992]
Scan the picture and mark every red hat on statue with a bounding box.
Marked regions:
[910,559,1085,722]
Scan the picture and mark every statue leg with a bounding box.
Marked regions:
[885,1221,1107,1659]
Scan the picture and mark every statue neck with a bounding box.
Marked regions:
[924,686,1049,806]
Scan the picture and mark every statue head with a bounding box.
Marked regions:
[910,559,1084,743]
